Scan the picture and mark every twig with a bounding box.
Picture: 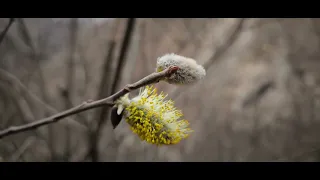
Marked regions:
[0,66,179,139]
[0,18,14,46]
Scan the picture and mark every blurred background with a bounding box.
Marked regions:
[0,18,320,162]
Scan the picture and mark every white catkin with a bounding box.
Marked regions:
[156,53,206,85]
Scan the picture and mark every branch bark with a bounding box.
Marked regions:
[0,66,179,139]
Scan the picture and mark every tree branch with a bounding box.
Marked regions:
[0,66,179,139]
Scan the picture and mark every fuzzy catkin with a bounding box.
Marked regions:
[114,86,193,145]
[156,53,206,85]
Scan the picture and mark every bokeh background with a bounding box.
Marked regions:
[0,18,320,162]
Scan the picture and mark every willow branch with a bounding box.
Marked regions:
[0,66,179,139]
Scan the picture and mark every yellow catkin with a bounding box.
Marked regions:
[123,86,193,145]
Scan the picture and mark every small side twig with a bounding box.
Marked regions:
[0,66,179,139]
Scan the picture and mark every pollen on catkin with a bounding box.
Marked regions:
[156,53,206,85]
[115,86,193,145]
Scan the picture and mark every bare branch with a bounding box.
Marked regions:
[0,66,179,139]
[0,18,14,46]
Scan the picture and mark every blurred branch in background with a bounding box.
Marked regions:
[170,18,246,100]
[16,18,52,105]
[62,18,79,109]
[0,69,87,130]
[0,18,14,46]
[86,19,120,161]
[89,18,136,162]
[8,136,36,162]
[88,40,116,161]
[61,19,79,161]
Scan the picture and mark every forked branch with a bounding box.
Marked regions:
[0,66,179,139]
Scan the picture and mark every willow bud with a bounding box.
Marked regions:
[156,53,206,85]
